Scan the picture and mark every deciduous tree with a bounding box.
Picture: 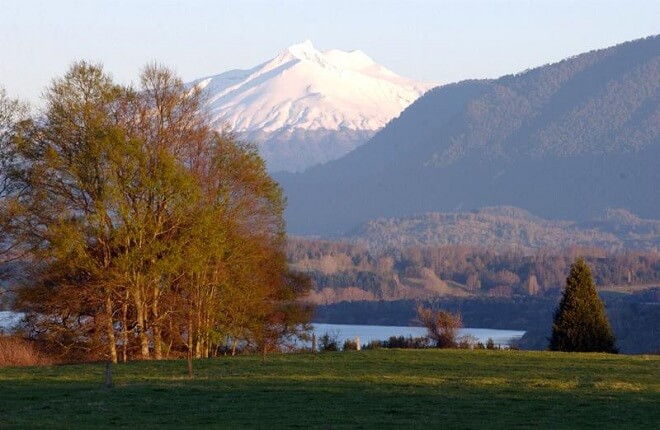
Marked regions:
[0,87,28,274]
[11,62,311,362]
[416,305,462,348]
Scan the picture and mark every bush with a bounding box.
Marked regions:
[382,335,430,349]
[319,331,340,352]
[457,334,479,349]
[361,340,382,350]
[0,335,52,367]
[383,336,408,348]
[342,339,358,351]
[417,305,462,348]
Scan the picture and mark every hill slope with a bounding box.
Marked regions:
[343,207,660,252]
[277,36,660,235]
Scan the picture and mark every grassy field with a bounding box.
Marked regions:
[0,349,658,429]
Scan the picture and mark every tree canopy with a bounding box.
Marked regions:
[0,87,28,272]
[549,258,617,353]
[2,62,311,362]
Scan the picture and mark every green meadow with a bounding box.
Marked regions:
[1,349,658,429]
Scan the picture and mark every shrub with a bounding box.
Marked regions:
[319,331,340,352]
[342,339,358,351]
[0,335,52,367]
[382,335,429,349]
[457,334,479,349]
[362,340,382,350]
[417,305,462,348]
[383,336,408,348]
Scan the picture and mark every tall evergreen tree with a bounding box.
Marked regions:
[550,257,617,353]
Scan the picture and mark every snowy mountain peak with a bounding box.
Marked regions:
[284,40,317,60]
[272,40,337,71]
[191,42,436,171]
[323,48,375,71]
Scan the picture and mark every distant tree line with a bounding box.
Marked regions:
[288,238,660,303]
[0,64,311,363]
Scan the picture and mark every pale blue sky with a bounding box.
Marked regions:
[1,0,658,104]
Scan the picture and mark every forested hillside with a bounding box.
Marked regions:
[278,35,660,234]
[344,207,660,253]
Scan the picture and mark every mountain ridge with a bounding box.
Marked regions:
[277,35,660,235]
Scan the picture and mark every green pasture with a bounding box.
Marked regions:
[1,349,658,429]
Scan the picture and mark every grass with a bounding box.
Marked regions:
[0,349,658,429]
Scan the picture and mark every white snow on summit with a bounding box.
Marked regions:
[192,40,435,171]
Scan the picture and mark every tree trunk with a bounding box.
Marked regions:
[121,300,129,363]
[194,305,203,359]
[135,299,150,359]
[187,349,194,379]
[202,312,212,358]
[105,360,113,388]
[187,314,194,379]
[104,295,118,364]
[152,287,162,360]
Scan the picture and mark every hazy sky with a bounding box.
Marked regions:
[1,0,658,104]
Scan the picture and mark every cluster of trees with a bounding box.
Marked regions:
[0,63,311,363]
[288,238,660,303]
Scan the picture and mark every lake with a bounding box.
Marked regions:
[0,311,525,348]
[313,323,525,348]
[0,311,25,332]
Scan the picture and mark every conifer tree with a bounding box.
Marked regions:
[549,257,617,353]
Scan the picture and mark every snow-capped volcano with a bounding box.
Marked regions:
[192,40,435,172]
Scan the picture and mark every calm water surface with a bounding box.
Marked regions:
[313,323,525,347]
[1,311,525,348]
